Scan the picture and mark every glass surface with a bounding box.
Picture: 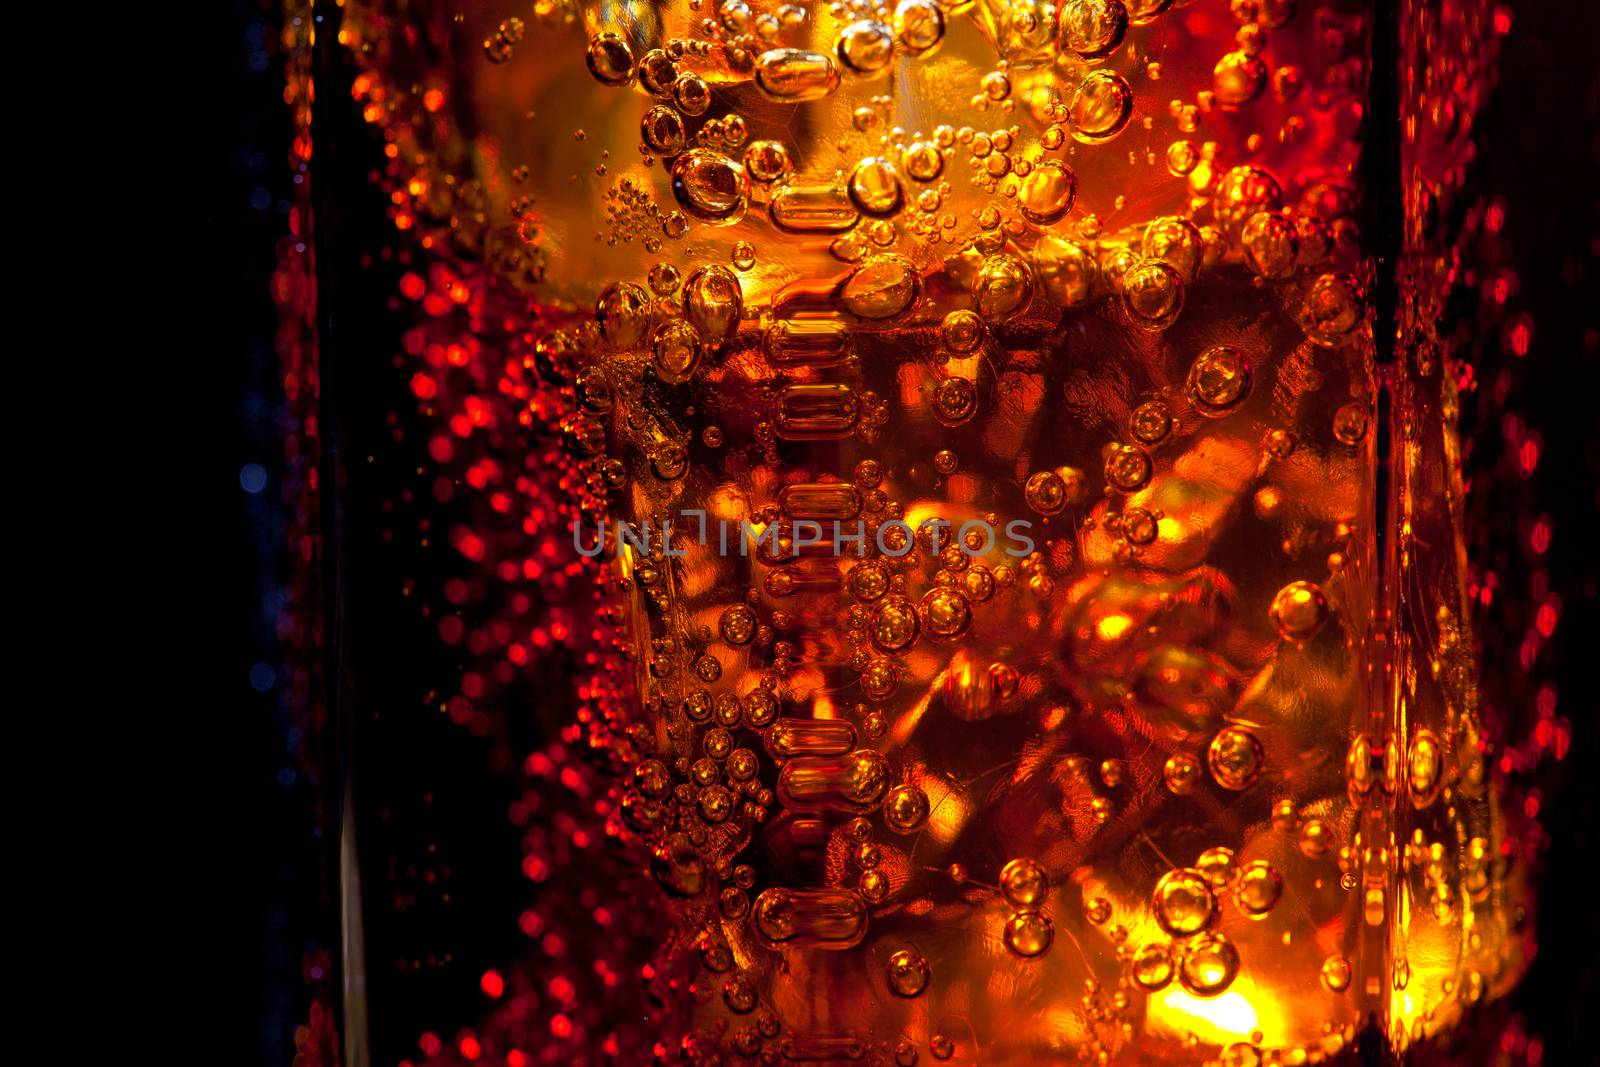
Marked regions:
[285,0,1533,1061]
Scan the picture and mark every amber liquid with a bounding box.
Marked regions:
[330,0,1519,1058]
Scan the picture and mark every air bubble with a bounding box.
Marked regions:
[973,253,1034,322]
[1179,932,1240,995]
[1130,400,1173,444]
[1000,858,1049,907]
[586,32,635,86]
[841,254,921,319]
[1104,444,1153,492]
[1131,942,1174,990]
[743,140,794,183]
[894,0,946,54]
[1003,911,1054,957]
[1208,726,1264,790]
[1017,160,1077,224]
[682,264,744,342]
[652,320,703,382]
[756,49,840,101]
[670,149,750,224]
[1213,50,1268,108]
[1269,580,1329,641]
[1242,211,1300,278]
[940,309,984,352]
[596,282,652,348]
[838,20,896,73]
[1235,860,1283,916]
[641,105,687,156]
[848,158,905,216]
[1068,70,1134,144]
[883,783,930,832]
[1185,346,1252,414]
[885,949,931,996]
[1058,0,1128,58]
[1122,259,1184,330]
[1153,868,1215,936]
